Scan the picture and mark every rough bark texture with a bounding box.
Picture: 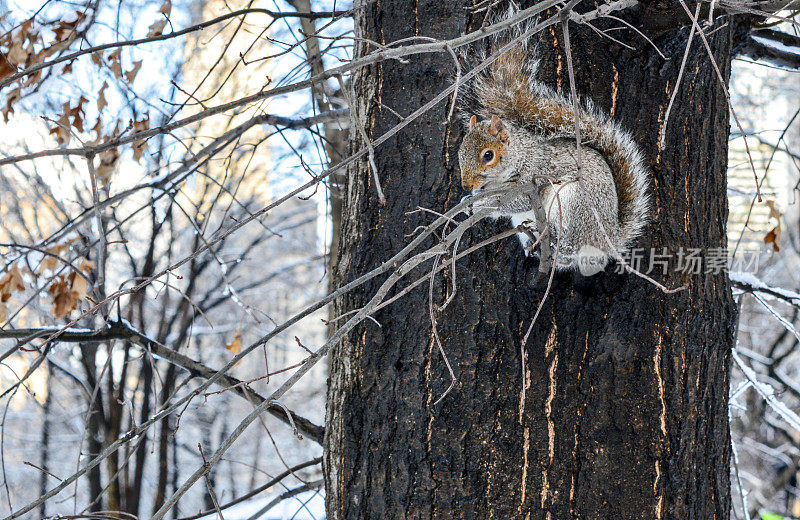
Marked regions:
[325,1,739,518]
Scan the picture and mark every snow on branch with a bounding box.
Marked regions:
[739,28,800,70]
[730,272,800,309]
[732,349,800,433]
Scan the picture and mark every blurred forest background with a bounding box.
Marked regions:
[0,0,798,518]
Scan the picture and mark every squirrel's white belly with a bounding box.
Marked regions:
[508,185,574,255]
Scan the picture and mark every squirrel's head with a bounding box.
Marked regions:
[458,115,510,192]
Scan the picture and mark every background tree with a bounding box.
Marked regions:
[325,1,793,518]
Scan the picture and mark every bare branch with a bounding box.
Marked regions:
[0,8,353,91]
[731,272,800,310]
[738,28,800,69]
[0,322,325,444]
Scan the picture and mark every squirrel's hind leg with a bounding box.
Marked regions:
[517,230,539,257]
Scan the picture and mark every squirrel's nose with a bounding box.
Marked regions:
[461,173,475,191]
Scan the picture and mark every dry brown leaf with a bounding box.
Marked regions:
[132,140,148,162]
[49,96,88,143]
[2,87,21,123]
[1,264,26,304]
[80,259,95,272]
[49,103,72,144]
[68,271,88,300]
[48,269,88,319]
[125,60,142,83]
[131,115,150,162]
[133,115,150,132]
[765,199,781,221]
[108,48,122,79]
[765,226,781,253]
[51,285,77,318]
[69,95,88,132]
[96,148,120,183]
[40,243,69,272]
[41,256,57,271]
[91,117,102,138]
[8,21,35,61]
[22,68,41,87]
[97,81,108,113]
[1,264,24,290]
[111,60,122,79]
[147,19,167,38]
[0,302,7,323]
[52,11,85,42]
[225,328,242,354]
[91,51,103,66]
[9,265,24,292]
[19,19,33,35]
[159,0,172,16]
[764,200,782,253]
[7,40,30,64]
[0,58,15,81]
[30,37,71,67]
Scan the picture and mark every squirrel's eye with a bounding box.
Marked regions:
[482,149,495,164]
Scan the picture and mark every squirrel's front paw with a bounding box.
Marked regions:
[459,194,475,215]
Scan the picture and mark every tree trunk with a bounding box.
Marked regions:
[325,1,739,518]
[80,343,106,513]
[38,368,52,519]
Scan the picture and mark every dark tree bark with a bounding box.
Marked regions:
[126,358,153,517]
[325,1,741,518]
[38,368,52,519]
[79,343,106,513]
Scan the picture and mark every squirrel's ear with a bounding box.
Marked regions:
[469,115,477,131]
[489,115,509,143]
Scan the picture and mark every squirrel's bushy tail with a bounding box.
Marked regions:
[458,12,651,249]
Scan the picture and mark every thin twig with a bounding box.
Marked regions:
[660,2,702,151]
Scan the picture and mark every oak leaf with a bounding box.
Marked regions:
[107,48,122,79]
[96,148,120,183]
[131,116,150,162]
[2,87,21,122]
[0,58,15,81]
[764,200,782,253]
[225,328,242,355]
[147,19,167,38]
[48,270,89,319]
[0,265,25,303]
[40,243,69,272]
[125,60,142,83]
[764,226,781,253]
[97,81,108,113]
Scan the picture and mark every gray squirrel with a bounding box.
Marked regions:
[457,25,651,272]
